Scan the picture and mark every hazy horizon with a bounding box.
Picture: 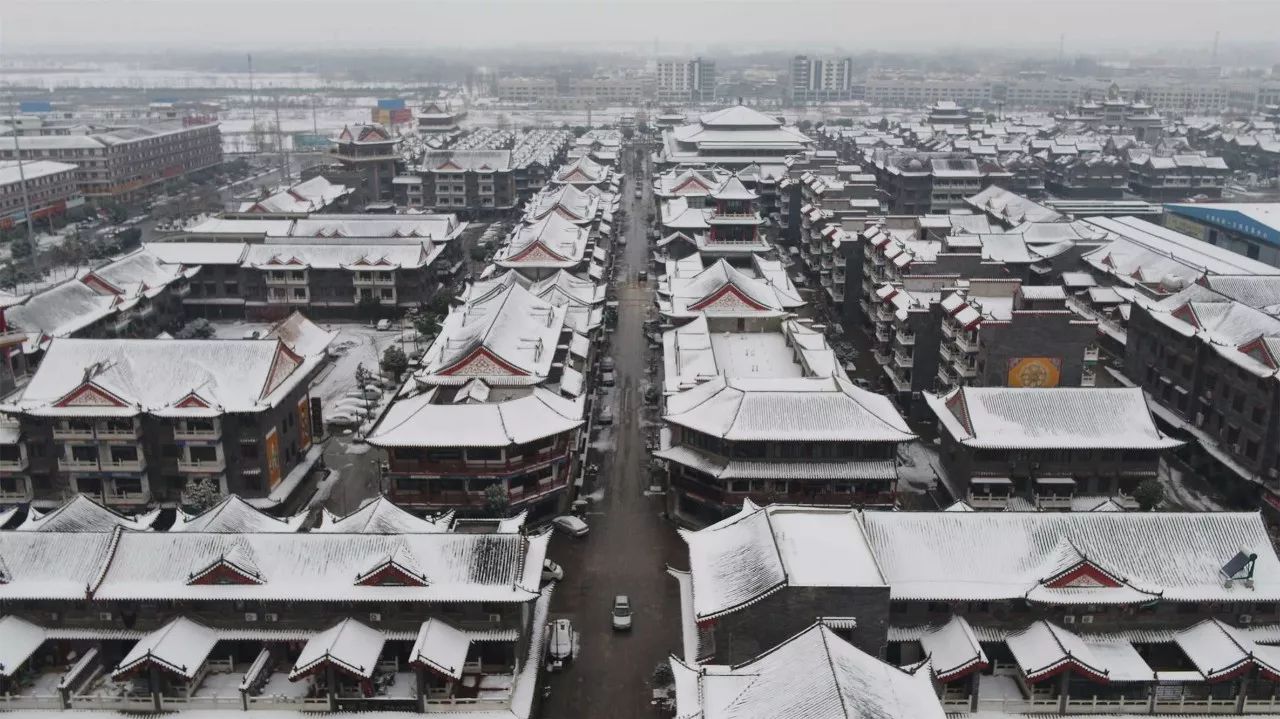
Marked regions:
[2,0,1279,59]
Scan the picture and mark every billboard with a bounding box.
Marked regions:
[265,428,282,489]
[1007,357,1062,388]
[377,98,406,110]
[297,397,312,451]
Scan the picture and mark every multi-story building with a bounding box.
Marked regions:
[1126,278,1280,505]
[0,160,83,229]
[367,282,594,518]
[328,124,399,206]
[789,55,854,104]
[568,77,650,106]
[409,150,519,216]
[870,150,989,214]
[1163,203,1280,268]
[0,332,329,510]
[657,375,914,524]
[495,77,558,104]
[231,176,353,217]
[0,121,222,201]
[416,100,466,134]
[0,522,552,714]
[656,253,804,327]
[671,502,1280,714]
[657,176,770,262]
[1128,154,1230,202]
[658,105,812,168]
[655,57,716,104]
[1044,154,1129,199]
[926,386,1181,510]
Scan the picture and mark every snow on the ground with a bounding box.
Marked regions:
[897,440,944,494]
[307,469,342,510]
[1159,459,1227,511]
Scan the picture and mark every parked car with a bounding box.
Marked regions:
[552,515,589,537]
[545,618,577,671]
[854,378,873,390]
[611,595,633,631]
[637,270,648,281]
[601,371,616,387]
[597,405,614,426]
[601,357,615,372]
[375,319,392,331]
[542,559,565,583]
[324,412,359,428]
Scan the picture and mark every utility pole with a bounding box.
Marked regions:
[273,93,291,184]
[1211,30,1220,66]
[7,93,39,278]
[247,53,258,155]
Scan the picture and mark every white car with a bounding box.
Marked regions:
[552,515,589,537]
[324,412,359,428]
[612,595,633,631]
[375,319,392,331]
[545,618,577,671]
[542,559,565,583]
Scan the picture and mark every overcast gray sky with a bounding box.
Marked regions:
[2,0,1279,55]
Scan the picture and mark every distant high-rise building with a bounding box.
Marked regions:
[789,55,854,104]
[655,57,716,104]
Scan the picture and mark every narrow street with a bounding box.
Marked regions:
[541,144,686,718]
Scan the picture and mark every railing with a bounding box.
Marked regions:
[106,487,151,504]
[97,425,139,438]
[969,494,1010,510]
[60,457,100,471]
[893,351,913,369]
[104,456,146,471]
[0,694,64,709]
[1243,696,1280,712]
[1153,697,1238,713]
[424,696,511,708]
[174,426,221,440]
[1036,495,1074,510]
[0,457,28,473]
[52,426,96,440]
[387,447,565,475]
[161,695,243,709]
[1084,347,1100,362]
[177,457,225,472]
[247,695,310,710]
[70,695,156,711]
[1066,696,1150,712]
[952,332,978,353]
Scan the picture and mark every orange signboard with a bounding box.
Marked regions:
[297,397,312,451]
[1007,357,1062,388]
[265,428,282,489]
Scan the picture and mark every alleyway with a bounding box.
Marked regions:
[540,145,686,718]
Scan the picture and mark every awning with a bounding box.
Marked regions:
[1035,477,1077,486]
[1174,619,1280,682]
[409,619,471,681]
[291,618,385,681]
[114,617,219,680]
[971,477,1013,485]
[0,615,46,677]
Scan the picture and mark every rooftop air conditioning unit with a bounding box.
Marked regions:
[1240,614,1254,625]
[1080,615,1094,624]
[244,612,258,622]
[488,613,502,623]
[1062,615,1076,624]
[264,613,280,623]
[369,613,382,623]
[98,612,112,622]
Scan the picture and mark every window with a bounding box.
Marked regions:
[467,447,501,461]
[109,445,139,463]
[71,445,99,462]
[241,443,259,460]
[291,287,307,300]
[189,446,219,463]
[224,282,239,295]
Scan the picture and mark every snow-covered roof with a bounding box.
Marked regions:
[920,616,988,682]
[653,166,732,198]
[1007,620,1153,683]
[417,283,567,386]
[0,615,46,677]
[664,375,913,443]
[367,387,584,448]
[966,185,1064,225]
[315,496,453,533]
[17,495,159,532]
[680,503,887,621]
[409,618,471,680]
[421,149,512,173]
[494,213,589,269]
[1173,618,1280,681]
[243,242,442,270]
[859,510,1280,604]
[238,176,352,214]
[925,387,1181,450]
[265,311,338,357]
[291,618,385,680]
[551,155,610,186]
[660,257,802,319]
[1082,216,1280,283]
[143,241,249,266]
[670,623,944,719]
[0,528,549,604]
[169,495,306,533]
[6,337,323,418]
[1137,283,1280,381]
[523,184,602,224]
[114,616,219,680]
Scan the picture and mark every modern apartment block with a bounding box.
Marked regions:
[495,77,559,104]
[568,77,650,105]
[0,331,329,510]
[789,55,854,104]
[0,121,222,201]
[655,57,717,104]
[412,150,520,215]
[0,160,84,228]
[1125,277,1280,502]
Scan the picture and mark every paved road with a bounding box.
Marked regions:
[540,146,686,718]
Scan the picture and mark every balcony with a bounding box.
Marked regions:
[60,456,101,471]
[0,477,32,502]
[173,422,221,440]
[0,450,28,473]
[885,365,912,393]
[895,330,915,347]
[1084,346,1100,362]
[111,314,133,333]
[103,454,147,472]
[956,360,978,379]
[105,481,151,505]
[968,494,1010,510]
[893,350,914,369]
[177,455,226,473]
[952,331,977,353]
[387,445,568,477]
[97,422,140,439]
[172,283,191,297]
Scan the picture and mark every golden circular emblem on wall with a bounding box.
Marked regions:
[1007,357,1061,388]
